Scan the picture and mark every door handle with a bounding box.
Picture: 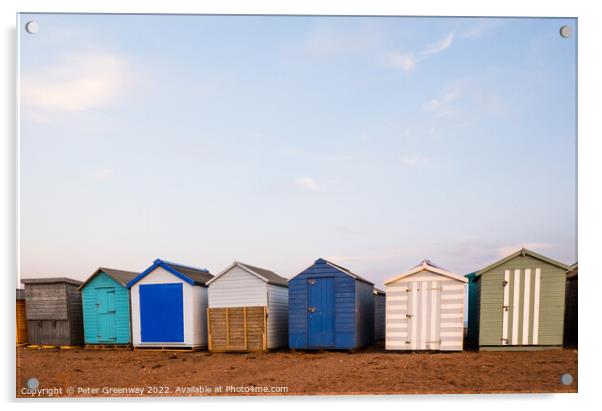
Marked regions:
[308,307,316,313]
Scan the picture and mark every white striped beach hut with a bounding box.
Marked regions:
[385,259,467,351]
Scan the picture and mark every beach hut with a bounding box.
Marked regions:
[79,267,139,347]
[206,261,288,352]
[288,258,374,350]
[22,278,84,346]
[16,289,27,345]
[466,248,568,350]
[127,259,213,349]
[385,259,467,351]
[373,288,386,341]
[564,263,578,346]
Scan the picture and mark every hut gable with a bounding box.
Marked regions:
[79,267,139,290]
[206,261,288,288]
[208,263,270,308]
[127,259,213,288]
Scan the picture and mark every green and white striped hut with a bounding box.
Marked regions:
[466,248,569,351]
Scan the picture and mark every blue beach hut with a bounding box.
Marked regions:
[79,267,139,346]
[288,258,375,350]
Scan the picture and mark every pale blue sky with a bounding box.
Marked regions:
[18,14,577,288]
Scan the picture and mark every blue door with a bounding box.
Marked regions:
[140,283,184,343]
[96,287,117,342]
[307,277,335,347]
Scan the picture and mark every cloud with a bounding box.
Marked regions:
[21,51,132,112]
[401,155,430,166]
[422,84,463,117]
[422,31,455,56]
[387,31,455,73]
[387,52,417,73]
[294,177,319,191]
[459,20,502,39]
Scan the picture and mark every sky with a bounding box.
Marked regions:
[18,14,577,289]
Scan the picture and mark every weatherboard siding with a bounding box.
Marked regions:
[267,284,288,349]
[81,272,131,344]
[208,266,268,308]
[288,260,374,349]
[386,270,465,351]
[478,255,565,349]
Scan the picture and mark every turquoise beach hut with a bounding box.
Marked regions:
[79,267,139,346]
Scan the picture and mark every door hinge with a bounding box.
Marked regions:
[502,305,509,311]
[406,314,413,318]
[503,280,508,287]
[308,279,316,285]
[308,307,316,313]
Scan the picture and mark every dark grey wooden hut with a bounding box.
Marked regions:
[564,263,578,346]
[22,278,84,346]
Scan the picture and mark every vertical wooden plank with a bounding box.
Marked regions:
[522,269,531,345]
[512,269,521,345]
[243,307,248,350]
[226,308,230,349]
[502,270,510,345]
[207,308,212,351]
[532,268,541,345]
[263,306,267,351]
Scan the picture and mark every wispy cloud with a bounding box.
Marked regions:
[387,31,455,73]
[294,176,319,191]
[401,155,430,166]
[21,51,133,112]
[459,19,502,39]
[422,84,463,117]
[422,31,455,56]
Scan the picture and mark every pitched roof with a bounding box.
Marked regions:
[127,259,213,288]
[473,248,569,277]
[21,277,82,286]
[319,258,374,285]
[385,259,467,285]
[78,267,140,290]
[206,261,288,287]
[373,287,385,295]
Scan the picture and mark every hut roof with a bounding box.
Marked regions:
[127,259,213,288]
[385,259,467,284]
[471,248,569,277]
[315,258,374,285]
[207,261,288,287]
[21,277,82,286]
[566,263,578,279]
[78,267,140,290]
[373,287,385,295]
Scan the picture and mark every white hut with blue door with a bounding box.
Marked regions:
[288,258,375,350]
[127,259,213,349]
[79,267,139,346]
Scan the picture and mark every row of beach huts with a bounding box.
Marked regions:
[16,248,578,352]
